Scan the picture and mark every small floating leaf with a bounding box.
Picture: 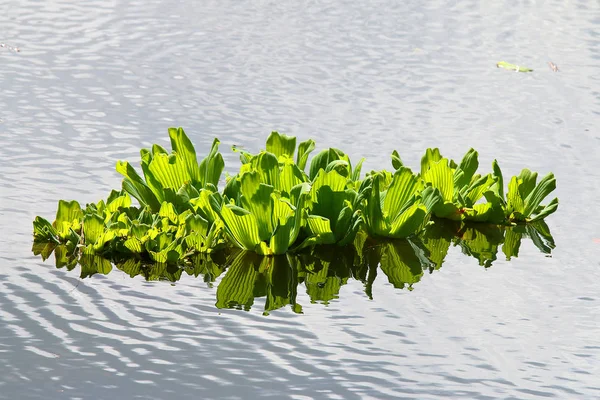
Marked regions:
[496,61,533,73]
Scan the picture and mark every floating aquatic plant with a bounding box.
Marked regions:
[33,127,559,261]
[496,61,533,72]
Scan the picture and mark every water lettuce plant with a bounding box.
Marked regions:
[33,127,559,261]
[418,148,505,223]
[361,168,440,238]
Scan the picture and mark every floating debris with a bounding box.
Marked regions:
[548,61,559,72]
[0,42,20,52]
[496,61,533,73]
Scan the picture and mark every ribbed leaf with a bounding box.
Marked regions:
[423,159,454,203]
[383,167,422,219]
[169,127,200,182]
[269,217,294,254]
[454,148,479,189]
[306,215,336,244]
[124,237,143,253]
[250,152,280,187]
[465,174,495,206]
[54,200,83,239]
[364,174,389,237]
[139,160,166,204]
[279,160,306,195]
[391,150,403,170]
[289,186,310,246]
[158,202,178,224]
[506,176,525,215]
[218,204,262,251]
[266,131,297,159]
[389,202,428,238]
[83,214,104,245]
[309,148,346,180]
[148,153,189,190]
[33,216,59,242]
[517,169,538,200]
[199,138,224,188]
[334,206,353,242]
[325,160,350,177]
[239,172,274,240]
[420,148,443,176]
[190,190,220,225]
[523,173,556,218]
[528,197,559,222]
[296,139,315,171]
[491,160,505,201]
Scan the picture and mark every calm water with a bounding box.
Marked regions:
[1,0,599,399]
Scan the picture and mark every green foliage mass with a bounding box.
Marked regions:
[33,127,559,262]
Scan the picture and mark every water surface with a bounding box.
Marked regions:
[1,0,599,398]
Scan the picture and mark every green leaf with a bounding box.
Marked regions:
[266,131,296,159]
[239,172,275,240]
[465,174,495,207]
[523,173,556,218]
[279,160,306,195]
[383,167,423,219]
[352,158,365,182]
[422,159,454,203]
[517,169,538,201]
[147,152,191,192]
[250,152,280,188]
[490,160,505,201]
[33,216,59,243]
[168,127,200,182]
[454,148,479,190]
[199,138,224,188]
[306,215,336,244]
[83,214,104,245]
[158,201,178,224]
[296,139,316,171]
[124,237,143,253]
[364,174,388,236]
[507,176,525,216]
[420,148,443,176]
[389,202,428,238]
[528,197,559,222]
[309,148,346,181]
[269,217,294,254]
[54,200,83,239]
[497,61,533,72]
[217,203,262,252]
[391,150,403,170]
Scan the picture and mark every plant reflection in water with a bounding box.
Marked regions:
[32,220,555,314]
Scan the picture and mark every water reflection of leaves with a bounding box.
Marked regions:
[33,220,555,313]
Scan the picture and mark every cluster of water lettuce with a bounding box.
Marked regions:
[32,128,559,261]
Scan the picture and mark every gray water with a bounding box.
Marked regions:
[1,0,599,398]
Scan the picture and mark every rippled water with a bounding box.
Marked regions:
[1,0,599,398]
